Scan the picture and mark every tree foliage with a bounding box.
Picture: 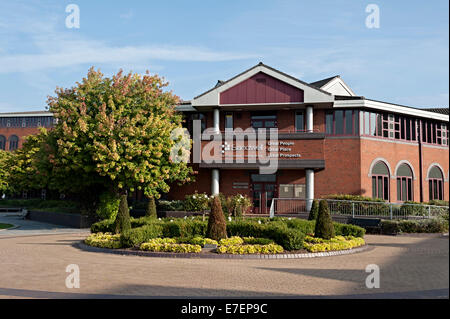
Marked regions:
[206,196,227,240]
[44,68,193,198]
[314,200,335,239]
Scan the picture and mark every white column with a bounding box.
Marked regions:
[211,169,220,195]
[213,108,220,133]
[306,105,313,132]
[305,169,314,212]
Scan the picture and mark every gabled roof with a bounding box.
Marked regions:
[192,62,334,107]
[424,108,449,115]
[310,75,356,96]
[309,76,340,89]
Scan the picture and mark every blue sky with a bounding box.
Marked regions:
[0,0,448,112]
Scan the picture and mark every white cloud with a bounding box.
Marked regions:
[0,43,256,73]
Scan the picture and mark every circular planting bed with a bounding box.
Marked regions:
[78,232,371,259]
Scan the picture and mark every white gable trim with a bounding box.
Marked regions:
[192,65,333,107]
[321,77,356,96]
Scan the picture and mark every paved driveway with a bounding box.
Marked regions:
[0,214,90,237]
[0,230,448,299]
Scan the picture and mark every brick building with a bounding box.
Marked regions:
[0,111,54,151]
[170,63,449,213]
[1,63,448,212]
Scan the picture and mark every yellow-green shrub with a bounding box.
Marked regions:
[84,232,122,249]
[139,242,202,253]
[303,235,365,252]
[217,244,284,254]
[219,236,244,246]
[189,236,218,246]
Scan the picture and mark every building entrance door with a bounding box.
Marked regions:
[250,173,277,214]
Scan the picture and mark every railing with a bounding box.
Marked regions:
[269,198,307,217]
[324,199,448,220]
[268,198,449,220]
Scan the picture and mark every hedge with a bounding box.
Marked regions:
[120,224,164,248]
[226,220,305,250]
[380,219,449,235]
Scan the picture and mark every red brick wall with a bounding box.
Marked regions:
[315,138,361,197]
[0,127,42,150]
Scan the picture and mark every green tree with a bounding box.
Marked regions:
[44,68,193,230]
[308,199,319,221]
[146,196,157,218]
[314,200,335,239]
[0,150,13,195]
[115,194,131,234]
[206,196,227,240]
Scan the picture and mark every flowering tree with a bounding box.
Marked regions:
[44,68,192,229]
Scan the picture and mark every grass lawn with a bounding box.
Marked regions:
[0,223,13,230]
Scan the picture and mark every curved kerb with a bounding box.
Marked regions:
[76,242,372,259]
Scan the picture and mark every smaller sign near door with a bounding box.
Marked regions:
[232,182,249,189]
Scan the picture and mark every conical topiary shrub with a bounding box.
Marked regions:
[114,194,131,234]
[314,200,335,239]
[146,197,157,218]
[206,196,227,240]
[308,199,319,221]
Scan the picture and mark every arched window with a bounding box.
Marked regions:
[9,135,19,151]
[428,166,444,201]
[372,161,390,200]
[396,164,413,202]
[0,135,6,150]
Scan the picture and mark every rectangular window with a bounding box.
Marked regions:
[326,112,333,134]
[345,110,353,135]
[364,112,370,135]
[295,111,304,132]
[251,112,277,129]
[370,113,377,136]
[225,112,233,130]
[334,110,344,135]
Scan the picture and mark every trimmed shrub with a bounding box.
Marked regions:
[161,219,208,238]
[186,236,218,247]
[120,224,163,248]
[140,242,202,253]
[219,236,244,246]
[206,196,227,240]
[381,219,449,235]
[114,194,131,234]
[333,222,366,237]
[242,237,274,245]
[85,232,121,249]
[308,199,319,221]
[303,235,365,252]
[217,243,284,254]
[399,201,427,217]
[91,219,115,233]
[323,194,386,202]
[146,197,157,218]
[226,220,305,250]
[157,200,185,211]
[184,192,211,212]
[314,200,335,239]
[95,192,120,220]
[428,200,449,207]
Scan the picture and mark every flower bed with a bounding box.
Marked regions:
[86,216,366,255]
[303,235,365,252]
[84,233,121,249]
